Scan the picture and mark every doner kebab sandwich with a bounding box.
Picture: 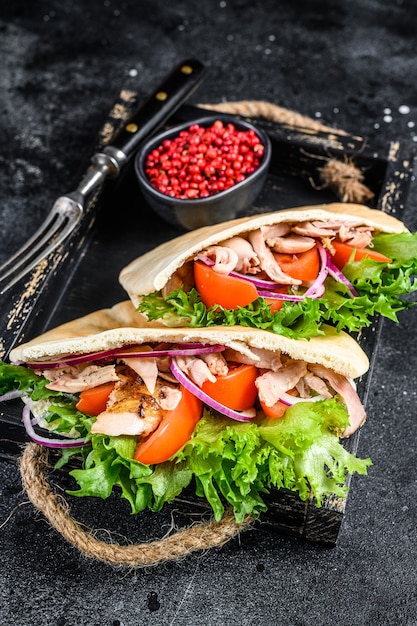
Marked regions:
[119,202,417,339]
[1,301,371,522]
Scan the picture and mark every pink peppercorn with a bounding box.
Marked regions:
[144,120,265,200]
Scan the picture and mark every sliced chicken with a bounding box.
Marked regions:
[255,360,307,407]
[265,233,316,254]
[220,236,260,274]
[163,261,194,296]
[108,376,182,412]
[292,221,342,238]
[309,364,366,437]
[157,385,183,410]
[200,351,229,377]
[223,347,282,371]
[175,355,218,386]
[44,364,119,393]
[91,393,162,437]
[339,225,374,248]
[120,356,158,394]
[303,371,333,399]
[90,411,156,436]
[259,224,291,239]
[248,228,301,285]
[292,220,374,249]
[195,245,239,274]
[91,373,183,436]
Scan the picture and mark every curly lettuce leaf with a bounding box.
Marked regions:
[175,402,371,522]
[138,232,417,337]
[0,361,91,438]
[68,433,192,513]
[372,231,417,264]
[0,363,373,523]
[0,361,60,399]
[62,401,372,523]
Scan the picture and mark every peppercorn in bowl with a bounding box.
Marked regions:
[134,114,271,230]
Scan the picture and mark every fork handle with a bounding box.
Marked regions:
[106,59,206,163]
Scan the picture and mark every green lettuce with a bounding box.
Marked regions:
[0,362,372,523]
[0,361,92,438]
[138,232,417,338]
[67,403,371,523]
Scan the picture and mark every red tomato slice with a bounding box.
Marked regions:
[274,245,320,282]
[133,385,202,465]
[76,382,116,416]
[193,260,259,309]
[331,241,392,269]
[201,363,259,411]
[260,389,298,419]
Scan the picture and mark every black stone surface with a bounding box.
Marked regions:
[1,2,417,625]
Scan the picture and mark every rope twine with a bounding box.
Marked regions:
[18,100,373,567]
[199,100,374,203]
[19,443,253,567]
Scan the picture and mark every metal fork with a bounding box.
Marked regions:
[0,59,206,294]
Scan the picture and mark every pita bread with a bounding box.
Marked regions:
[9,300,369,380]
[119,202,407,306]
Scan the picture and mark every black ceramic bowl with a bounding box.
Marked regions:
[134,114,271,230]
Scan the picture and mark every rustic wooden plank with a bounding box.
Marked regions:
[1,98,414,546]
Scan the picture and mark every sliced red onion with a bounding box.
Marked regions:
[197,243,331,302]
[170,358,256,422]
[196,241,358,303]
[21,401,88,449]
[258,242,329,302]
[306,282,325,299]
[326,251,359,297]
[0,390,24,402]
[229,271,283,289]
[257,288,306,301]
[303,242,329,297]
[27,343,226,370]
[196,254,284,289]
[194,254,215,266]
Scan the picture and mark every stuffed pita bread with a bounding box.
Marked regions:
[1,300,372,521]
[119,202,417,338]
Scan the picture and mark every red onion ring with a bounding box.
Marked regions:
[256,242,329,302]
[196,240,359,302]
[196,254,286,289]
[326,252,359,297]
[229,271,283,289]
[303,242,329,296]
[170,358,256,422]
[21,401,88,448]
[26,343,226,370]
[0,390,24,402]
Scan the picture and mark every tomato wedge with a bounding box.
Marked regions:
[331,241,392,269]
[133,385,202,465]
[274,245,320,282]
[193,260,259,309]
[76,382,116,416]
[201,363,259,411]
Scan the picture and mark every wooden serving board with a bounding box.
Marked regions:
[0,94,415,546]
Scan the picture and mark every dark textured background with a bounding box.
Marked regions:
[1,2,417,625]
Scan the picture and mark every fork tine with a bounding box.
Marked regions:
[0,210,64,281]
[0,194,83,294]
[0,212,72,294]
